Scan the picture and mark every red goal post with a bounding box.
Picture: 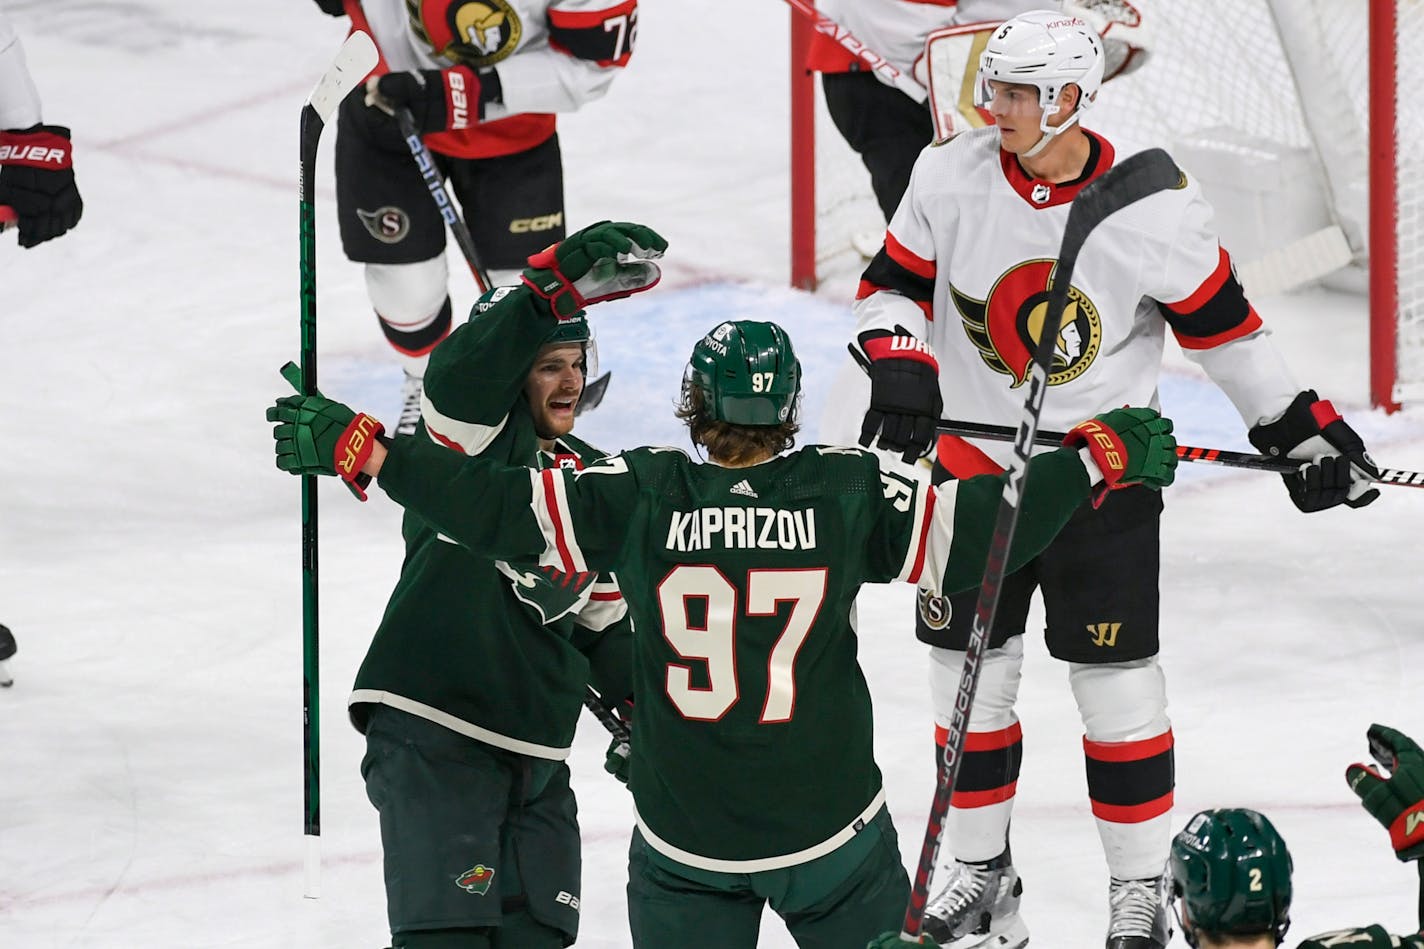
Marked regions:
[790,0,1422,412]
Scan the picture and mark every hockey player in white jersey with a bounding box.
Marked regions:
[310,0,638,433]
[852,10,1381,949]
[1,9,85,687]
[805,0,1149,223]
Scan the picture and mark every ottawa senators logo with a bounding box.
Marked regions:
[356,206,410,244]
[918,589,951,631]
[951,259,1102,388]
[407,0,522,67]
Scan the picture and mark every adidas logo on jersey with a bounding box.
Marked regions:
[730,479,758,498]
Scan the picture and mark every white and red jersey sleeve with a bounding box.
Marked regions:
[494,0,637,116]
[1149,177,1301,426]
[0,13,42,130]
[850,151,943,351]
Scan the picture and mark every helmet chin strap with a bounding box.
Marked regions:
[1022,101,1082,159]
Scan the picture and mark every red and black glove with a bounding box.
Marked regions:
[364,67,485,134]
[1248,389,1380,512]
[0,124,83,248]
[857,330,942,464]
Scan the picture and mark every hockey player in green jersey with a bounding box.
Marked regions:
[295,221,664,949]
[268,256,1180,948]
[1167,724,1424,949]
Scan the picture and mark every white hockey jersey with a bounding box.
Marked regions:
[0,12,42,130]
[853,127,1302,475]
[361,0,637,157]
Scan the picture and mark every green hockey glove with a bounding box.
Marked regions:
[865,932,933,948]
[522,220,667,319]
[604,736,630,786]
[1346,723,1424,862]
[1064,406,1177,506]
[267,392,384,501]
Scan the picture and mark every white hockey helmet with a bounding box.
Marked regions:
[975,10,1105,154]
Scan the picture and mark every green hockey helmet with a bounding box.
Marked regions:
[684,320,801,426]
[473,286,596,374]
[1170,808,1293,946]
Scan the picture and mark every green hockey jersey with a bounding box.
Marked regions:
[347,288,632,760]
[1298,926,1424,948]
[376,407,1094,869]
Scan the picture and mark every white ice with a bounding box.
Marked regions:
[2,2,1422,947]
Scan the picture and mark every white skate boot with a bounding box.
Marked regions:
[1105,873,1172,949]
[922,849,1029,948]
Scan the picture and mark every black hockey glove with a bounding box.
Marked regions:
[1247,389,1379,512]
[310,0,345,15]
[1346,723,1424,863]
[0,125,83,249]
[364,67,484,134]
[857,330,942,464]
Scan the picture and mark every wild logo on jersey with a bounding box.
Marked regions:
[407,0,522,66]
[951,258,1103,387]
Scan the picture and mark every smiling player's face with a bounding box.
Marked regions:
[525,342,585,440]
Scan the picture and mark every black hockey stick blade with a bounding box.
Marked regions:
[935,417,1424,486]
[901,147,1185,941]
[576,371,612,417]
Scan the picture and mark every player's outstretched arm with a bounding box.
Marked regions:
[1248,389,1380,512]
[938,408,1177,593]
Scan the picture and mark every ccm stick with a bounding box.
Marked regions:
[898,149,1185,941]
[296,29,379,899]
[935,418,1424,488]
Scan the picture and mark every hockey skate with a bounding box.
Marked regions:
[922,849,1029,949]
[0,623,15,687]
[1105,873,1172,949]
[396,371,423,437]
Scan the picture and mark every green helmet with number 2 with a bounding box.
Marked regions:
[1170,808,1293,946]
[685,320,801,426]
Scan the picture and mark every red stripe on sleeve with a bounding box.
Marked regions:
[1173,307,1263,351]
[425,426,467,454]
[1083,729,1174,763]
[935,435,1004,479]
[541,468,577,573]
[906,485,937,584]
[547,0,636,28]
[1164,246,1232,315]
[885,231,936,280]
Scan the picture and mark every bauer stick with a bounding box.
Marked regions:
[0,205,15,234]
[296,30,379,900]
[342,0,491,293]
[899,149,1185,940]
[780,0,928,102]
[935,418,1424,488]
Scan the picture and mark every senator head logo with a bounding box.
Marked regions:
[951,258,1102,388]
[407,0,522,66]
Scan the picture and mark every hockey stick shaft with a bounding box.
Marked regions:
[342,0,492,292]
[936,418,1424,487]
[584,685,630,745]
[780,0,928,103]
[901,148,1184,938]
[296,31,379,900]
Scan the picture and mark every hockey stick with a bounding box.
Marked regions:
[936,418,1424,487]
[780,0,928,103]
[296,30,379,900]
[584,684,630,746]
[0,205,15,234]
[341,0,491,293]
[899,148,1184,941]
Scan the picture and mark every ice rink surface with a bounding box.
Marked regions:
[2,1,1422,946]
